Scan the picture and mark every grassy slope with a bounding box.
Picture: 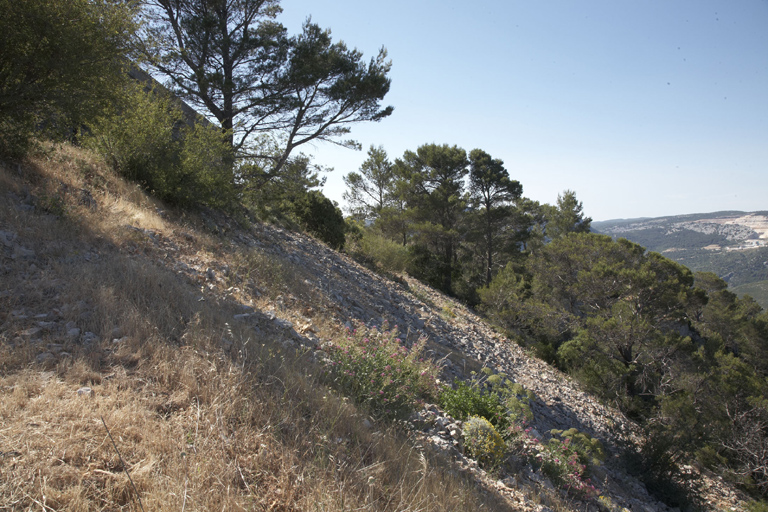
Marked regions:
[0,144,512,511]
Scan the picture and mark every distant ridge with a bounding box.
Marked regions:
[593,211,768,309]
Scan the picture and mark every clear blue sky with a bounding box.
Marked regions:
[278,0,768,221]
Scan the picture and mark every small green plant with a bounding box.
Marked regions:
[439,369,535,436]
[322,322,439,420]
[438,379,510,433]
[747,500,768,512]
[463,416,506,468]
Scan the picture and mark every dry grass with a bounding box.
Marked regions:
[0,143,514,511]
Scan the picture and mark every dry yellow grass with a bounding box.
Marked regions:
[0,143,513,511]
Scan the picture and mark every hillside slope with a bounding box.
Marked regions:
[0,145,747,511]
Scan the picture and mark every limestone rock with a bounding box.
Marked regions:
[77,387,93,397]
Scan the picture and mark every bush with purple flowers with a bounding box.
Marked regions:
[538,435,600,499]
[322,322,440,420]
[507,425,602,499]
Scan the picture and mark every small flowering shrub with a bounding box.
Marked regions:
[323,322,439,420]
[550,428,606,468]
[507,424,601,500]
[538,435,600,499]
[463,416,506,468]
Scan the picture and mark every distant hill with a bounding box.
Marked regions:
[593,211,768,309]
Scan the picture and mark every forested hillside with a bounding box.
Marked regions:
[341,145,768,507]
[594,213,768,309]
[2,1,768,511]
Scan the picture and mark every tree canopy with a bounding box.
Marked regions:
[0,0,136,157]
[395,143,469,293]
[343,145,395,220]
[138,1,393,184]
[467,149,523,286]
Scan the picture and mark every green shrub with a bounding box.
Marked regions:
[438,380,510,433]
[439,370,535,436]
[322,322,439,420]
[177,121,237,208]
[463,416,506,468]
[505,394,534,426]
[88,82,236,208]
[345,225,412,274]
[360,231,411,273]
[0,0,135,159]
[290,190,346,250]
[549,428,606,468]
[244,155,326,223]
[538,435,599,499]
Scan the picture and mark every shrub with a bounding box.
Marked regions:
[322,322,439,420]
[550,428,606,468]
[87,81,236,208]
[360,230,412,273]
[463,416,506,468]
[439,370,535,436]
[538,435,599,499]
[439,380,510,433]
[290,190,346,250]
[0,0,135,159]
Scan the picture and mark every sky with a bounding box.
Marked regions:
[276,0,768,222]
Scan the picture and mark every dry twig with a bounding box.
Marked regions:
[101,415,146,512]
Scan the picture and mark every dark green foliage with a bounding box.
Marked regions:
[139,0,287,153]
[480,233,698,411]
[466,148,523,287]
[546,190,592,240]
[623,430,703,510]
[593,213,768,309]
[290,190,346,250]
[394,143,469,294]
[88,82,236,208]
[406,243,451,292]
[345,225,412,274]
[140,3,393,182]
[479,230,768,502]
[0,0,136,158]
[245,155,326,217]
[731,280,768,312]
